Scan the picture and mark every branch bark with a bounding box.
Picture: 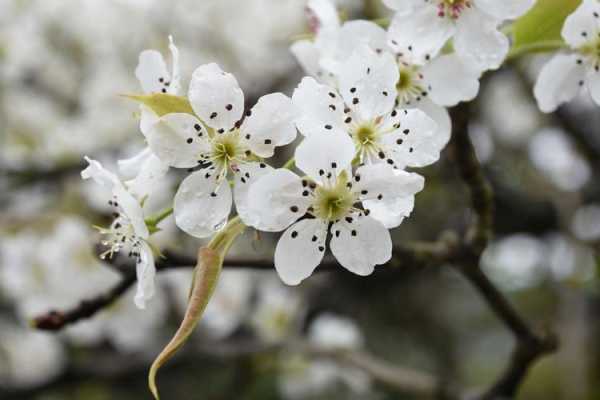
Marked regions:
[449,104,558,400]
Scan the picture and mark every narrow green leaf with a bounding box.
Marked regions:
[512,0,581,49]
[148,247,222,400]
[124,93,194,117]
[148,218,246,400]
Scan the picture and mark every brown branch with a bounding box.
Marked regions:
[449,104,494,254]
[32,255,191,331]
[449,104,558,400]
[33,238,455,332]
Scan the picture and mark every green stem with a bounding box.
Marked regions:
[506,40,566,61]
[283,157,296,170]
[145,207,174,227]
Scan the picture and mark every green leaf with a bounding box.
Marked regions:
[124,93,195,117]
[148,218,246,400]
[512,0,581,48]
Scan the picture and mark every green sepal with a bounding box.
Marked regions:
[123,93,195,117]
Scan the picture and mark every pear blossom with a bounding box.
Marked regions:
[135,35,181,134]
[292,4,480,146]
[292,46,443,169]
[81,157,156,309]
[534,0,600,112]
[246,133,424,285]
[116,37,180,197]
[383,0,535,71]
[145,63,296,237]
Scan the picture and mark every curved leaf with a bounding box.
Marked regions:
[148,217,246,399]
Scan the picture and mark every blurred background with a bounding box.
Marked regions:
[1,1,600,399]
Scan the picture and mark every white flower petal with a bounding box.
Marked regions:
[307,0,340,30]
[355,164,422,229]
[387,6,455,65]
[586,68,600,106]
[423,53,481,106]
[291,40,323,79]
[112,184,149,239]
[274,218,328,285]
[134,241,156,309]
[167,35,181,95]
[295,131,355,182]
[81,157,149,238]
[81,156,120,188]
[330,214,392,276]
[124,152,170,200]
[174,170,232,238]
[188,63,244,131]
[135,50,169,94]
[337,45,398,121]
[561,0,600,48]
[413,98,452,150]
[241,93,296,158]
[454,8,509,71]
[474,0,535,20]
[317,20,388,75]
[146,113,211,168]
[118,147,154,178]
[354,163,424,204]
[292,77,347,137]
[139,106,160,138]
[246,169,311,232]
[533,53,586,113]
[363,196,415,229]
[233,161,276,229]
[380,108,440,168]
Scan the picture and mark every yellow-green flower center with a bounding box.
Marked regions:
[211,131,244,169]
[354,124,378,145]
[396,65,426,105]
[312,171,356,221]
[579,37,600,67]
[397,69,413,91]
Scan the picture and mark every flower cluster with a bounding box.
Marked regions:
[81,0,600,308]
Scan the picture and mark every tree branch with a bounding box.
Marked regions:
[33,238,455,332]
[449,104,558,400]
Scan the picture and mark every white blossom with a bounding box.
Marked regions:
[292,4,480,146]
[145,63,296,237]
[293,46,443,169]
[81,157,157,309]
[534,0,600,112]
[246,133,424,285]
[384,0,535,71]
[116,37,180,198]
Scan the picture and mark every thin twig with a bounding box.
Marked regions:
[33,239,455,332]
